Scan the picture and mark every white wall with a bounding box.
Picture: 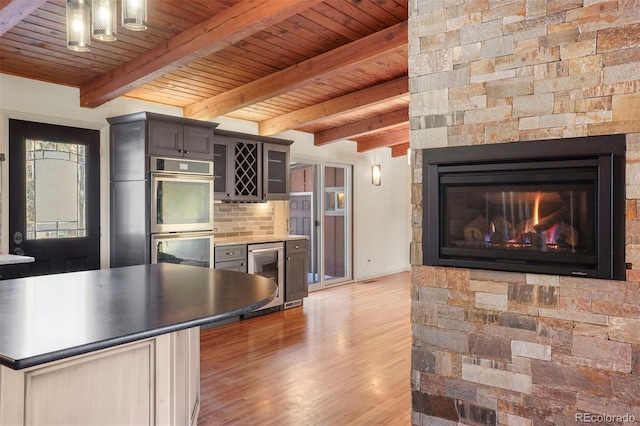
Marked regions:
[0,74,410,279]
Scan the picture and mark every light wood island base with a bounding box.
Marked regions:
[0,327,200,426]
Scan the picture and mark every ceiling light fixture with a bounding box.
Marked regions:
[122,0,148,31]
[92,0,117,41]
[66,0,147,52]
[66,0,91,52]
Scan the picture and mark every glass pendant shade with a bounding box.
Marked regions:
[122,0,148,31]
[66,0,91,52]
[92,0,117,41]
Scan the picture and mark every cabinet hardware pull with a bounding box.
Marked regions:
[226,252,235,255]
[294,245,299,249]
[287,257,291,260]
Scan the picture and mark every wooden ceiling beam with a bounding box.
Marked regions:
[356,127,409,152]
[184,21,408,121]
[314,106,408,146]
[79,0,322,108]
[390,142,410,158]
[258,77,408,136]
[0,0,48,36]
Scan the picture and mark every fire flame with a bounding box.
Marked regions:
[533,192,542,225]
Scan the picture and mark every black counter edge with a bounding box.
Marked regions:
[1,296,273,371]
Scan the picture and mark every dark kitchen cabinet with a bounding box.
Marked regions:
[214,130,292,202]
[110,180,149,267]
[148,120,215,160]
[285,239,309,302]
[214,245,247,273]
[263,143,290,200]
[213,138,233,200]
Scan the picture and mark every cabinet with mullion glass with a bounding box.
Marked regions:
[213,130,292,202]
[263,143,290,200]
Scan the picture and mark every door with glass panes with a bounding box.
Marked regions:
[7,119,100,278]
[289,161,352,288]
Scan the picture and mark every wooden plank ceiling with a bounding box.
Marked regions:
[0,0,409,156]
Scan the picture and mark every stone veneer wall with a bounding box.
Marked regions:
[213,202,274,238]
[409,1,640,425]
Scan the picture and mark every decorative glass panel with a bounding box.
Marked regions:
[25,139,87,240]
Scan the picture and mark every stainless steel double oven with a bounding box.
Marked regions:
[149,157,215,268]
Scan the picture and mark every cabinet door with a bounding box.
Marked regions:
[213,139,234,201]
[183,125,214,160]
[148,121,183,157]
[285,247,308,302]
[110,180,150,267]
[110,121,147,181]
[263,143,290,200]
[233,140,261,201]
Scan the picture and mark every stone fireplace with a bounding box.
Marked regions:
[409,1,640,425]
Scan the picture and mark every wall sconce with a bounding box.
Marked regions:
[66,0,91,52]
[372,165,381,186]
[122,0,148,31]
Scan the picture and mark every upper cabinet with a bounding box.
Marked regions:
[263,143,290,200]
[108,112,293,202]
[214,130,292,202]
[148,121,215,160]
[107,112,219,178]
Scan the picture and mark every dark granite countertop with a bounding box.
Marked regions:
[0,264,276,370]
[214,234,309,246]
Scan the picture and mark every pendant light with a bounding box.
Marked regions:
[92,0,117,41]
[122,0,148,31]
[66,0,91,52]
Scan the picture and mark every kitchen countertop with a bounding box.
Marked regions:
[0,263,276,370]
[214,234,309,246]
[0,254,35,265]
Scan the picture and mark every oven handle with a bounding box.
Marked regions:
[153,232,215,240]
[151,173,214,181]
[248,247,283,254]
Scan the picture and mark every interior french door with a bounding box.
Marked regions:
[289,161,352,289]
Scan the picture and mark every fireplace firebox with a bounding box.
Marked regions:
[422,135,626,280]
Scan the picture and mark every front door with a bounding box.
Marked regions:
[8,119,100,278]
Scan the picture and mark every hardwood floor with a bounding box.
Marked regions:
[198,272,411,425]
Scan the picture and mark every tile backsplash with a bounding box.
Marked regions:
[213,202,275,238]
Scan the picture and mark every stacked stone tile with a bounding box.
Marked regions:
[409,0,640,424]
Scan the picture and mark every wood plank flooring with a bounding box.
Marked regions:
[198,271,411,425]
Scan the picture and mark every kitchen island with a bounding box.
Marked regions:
[0,263,276,426]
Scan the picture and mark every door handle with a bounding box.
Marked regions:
[13,231,23,245]
[14,247,25,256]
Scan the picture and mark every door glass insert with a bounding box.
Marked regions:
[25,139,86,240]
